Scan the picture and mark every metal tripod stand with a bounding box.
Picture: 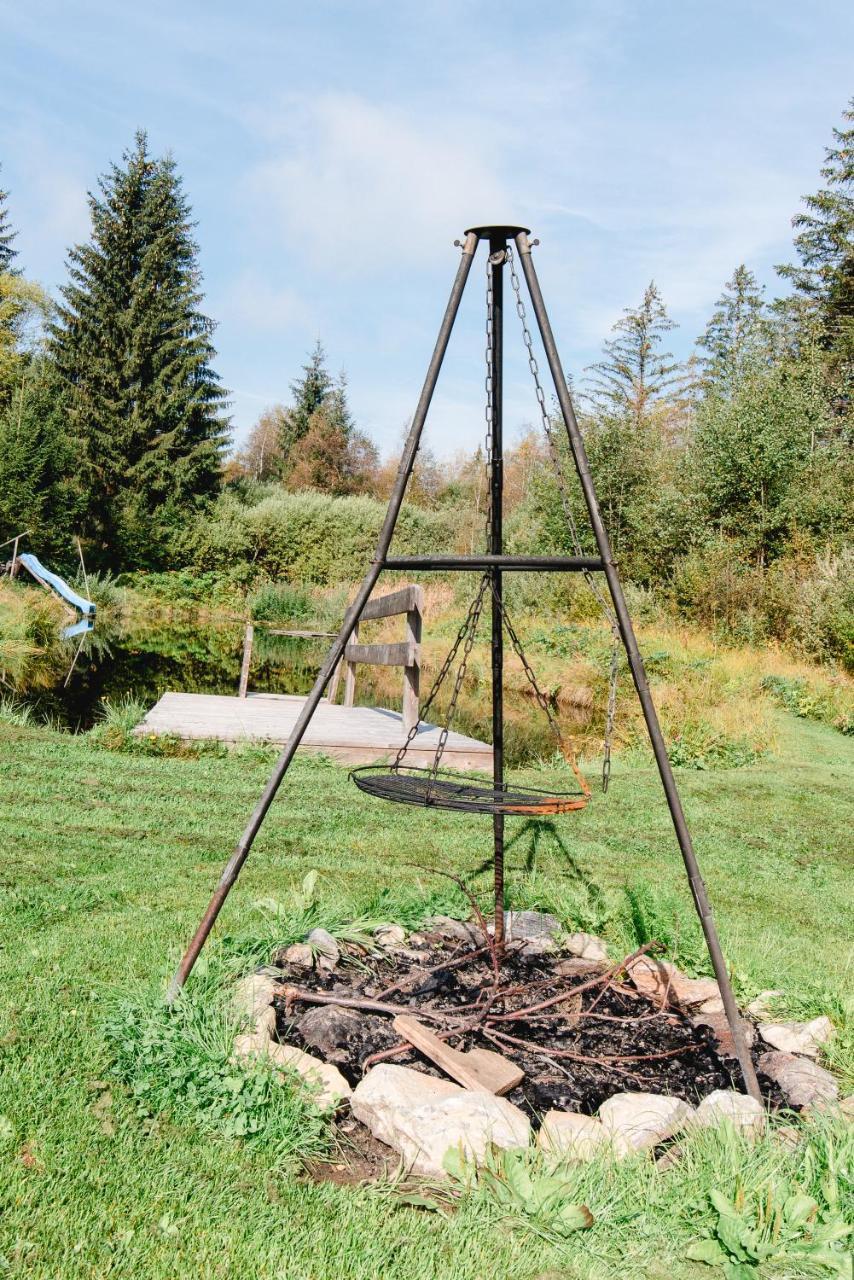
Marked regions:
[167,224,761,1103]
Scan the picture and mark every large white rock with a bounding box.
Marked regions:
[233,1033,351,1109]
[281,943,314,969]
[691,1090,766,1138]
[746,990,783,1018]
[537,1111,613,1161]
[598,1092,694,1152]
[563,932,608,963]
[232,974,279,1029]
[758,1017,834,1058]
[757,1051,839,1108]
[351,1064,529,1177]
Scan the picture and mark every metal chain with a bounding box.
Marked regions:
[428,573,489,785]
[390,573,490,771]
[488,580,590,798]
[483,253,494,549]
[506,244,621,791]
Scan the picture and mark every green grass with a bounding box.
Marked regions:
[0,712,852,1279]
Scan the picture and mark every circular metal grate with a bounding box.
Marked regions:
[350,765,589,816]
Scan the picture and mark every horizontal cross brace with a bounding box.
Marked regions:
[358,584,423,621]
[382,555,604,572]
[344,641,417,667]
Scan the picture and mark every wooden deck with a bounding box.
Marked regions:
[135,692,493,769]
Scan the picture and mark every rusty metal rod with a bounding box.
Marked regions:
[488,233,506,950]
[166,232,479,1001]
[514,230,762,1103]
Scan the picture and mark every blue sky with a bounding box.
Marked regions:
[2,0,852,458]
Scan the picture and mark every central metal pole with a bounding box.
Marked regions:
[489,234,506,948]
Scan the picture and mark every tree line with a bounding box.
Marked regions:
[0,104,851,666]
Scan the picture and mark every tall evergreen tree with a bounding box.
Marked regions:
[278,341,333,466]
[50,131,229,568]
[0,363,83,565]
[697,265,769,391]
[585,282,681,427]
[777,99,854,365]
[0,165,19,274]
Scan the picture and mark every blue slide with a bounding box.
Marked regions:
[18,553,96,616]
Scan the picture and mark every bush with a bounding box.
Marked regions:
[181,490,459,586]
[249,581,313,623]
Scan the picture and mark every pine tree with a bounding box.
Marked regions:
[777,99,854,362]
[0,363,83,565]
[697,265,769,391]
[279,341,333,467]
[585,282,681,426]
[50,131,229,568]
[0,166,19,274]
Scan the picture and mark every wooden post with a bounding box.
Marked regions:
[402,586,422,734]
[238,622,254,698]
[326,657,343,704]
[343,623,358,707]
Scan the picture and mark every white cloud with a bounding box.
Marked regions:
[247,92,512,271]
[218,270,314,334]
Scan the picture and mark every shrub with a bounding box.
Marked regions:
[181,490,458,586]
[249,581,313,623]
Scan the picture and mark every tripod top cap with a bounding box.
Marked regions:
[464,224,532,240]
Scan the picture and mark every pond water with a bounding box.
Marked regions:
[13,613,567,766]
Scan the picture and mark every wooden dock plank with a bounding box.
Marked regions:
[135,692,493,770]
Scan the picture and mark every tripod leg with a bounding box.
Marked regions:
[166,232,479,1001]
[514,232,762,1102]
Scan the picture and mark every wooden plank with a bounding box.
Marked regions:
[344,641,415,667]
[358,585,421,621]
[402,599,422,735]
[392,1015,523,1095]
[238,622,253,698]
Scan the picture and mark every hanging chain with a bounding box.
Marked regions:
[428,574,489,785]
[390,573,490,772]
[506,244,621,792]
[488,580,590,799]
[483,253,494,548]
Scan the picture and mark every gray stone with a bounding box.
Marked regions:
[758,1051,839,1108]
[280,943,314,969]
[350,1064,530,1177]
[598,1091,694,1153]
[232,1033,351,1109]
[306,927,340,971]
[691,1090,766,1138]
[746,989,783,1019]
[537,1111,612,1161]
[426,916,485,947]
[505,911,561,953]
[298,1003,361,1063]
[373,923,407,949]
[563,932,608,963]
[758,1017,834,1058]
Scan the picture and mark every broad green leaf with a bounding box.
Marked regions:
[555,1202,594,1233]
[686,1238,729,1266]
[783,1193,817,1227]
[710,1190,739,1219]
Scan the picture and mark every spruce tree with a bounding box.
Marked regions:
[585,282,681,426]
[50,131,229,568]
[697,265,769,391]
[279,341,333,467]
[777,99,854,364]
[0,363,83,565]
[0,165,19,274]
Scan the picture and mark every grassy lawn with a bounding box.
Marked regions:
[1,713,852,1278]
